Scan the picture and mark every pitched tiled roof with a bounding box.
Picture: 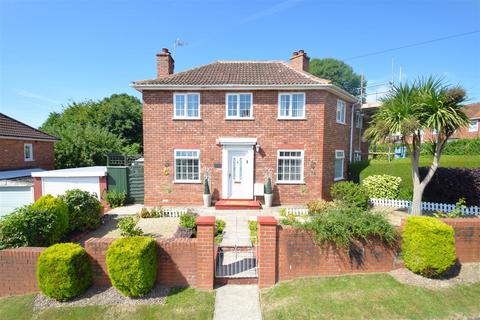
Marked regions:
[0,113,58,141]
[133,61,330,86]
[462,103,480,119]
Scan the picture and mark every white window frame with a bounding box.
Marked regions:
[354,150,362,162]
[334,150,345,181]
[355,112,362,129]
[336,99,346,124]
[277,93,306,119]
[225,93,254,119]
[276,150,304,184]
[173,93,201,119]
[469,119,478,132]
[174,149,201,183]
[24,143,33,161]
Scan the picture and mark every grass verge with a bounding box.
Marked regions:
[261,273,480,320]
[0,287,215,320]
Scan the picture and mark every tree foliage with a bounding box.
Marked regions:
[41,94,142,168]
[309,58,365,96]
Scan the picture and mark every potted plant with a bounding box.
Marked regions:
[264,168,273,208]
[202,168,212,207]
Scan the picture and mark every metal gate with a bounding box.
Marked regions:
[215,243,257,278]
[128,163,144,204]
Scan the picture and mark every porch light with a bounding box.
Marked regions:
[255,143,261,153]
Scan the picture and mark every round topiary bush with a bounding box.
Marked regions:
[402,216,456,278]
[362,175,402,199]
[106,236,157,297]
[60,189,102,232]
[32,195,69,239]
[37,243,93,301]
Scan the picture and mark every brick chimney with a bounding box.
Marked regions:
[290,49,310,72]
[156,48,174,78]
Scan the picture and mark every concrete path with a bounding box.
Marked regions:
[220,216,253,247]
[214,285,262,320]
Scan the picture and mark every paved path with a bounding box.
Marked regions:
[214,285,262,320]
[220,216,253,246]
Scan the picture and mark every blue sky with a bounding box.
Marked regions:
[1,0,479,128]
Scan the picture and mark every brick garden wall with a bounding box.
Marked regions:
[437,218,479,262]
[0,247,45,296]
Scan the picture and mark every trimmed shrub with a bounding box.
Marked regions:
[179,211,197,230]
[306,199,335,214]
[362,175,402,199]
[106,237,157,297]
[32,195,69,239]
[331,181,369,210]
[0,205,68,249]
[61,189,102,232]
[104,190,127,208]
[303,207,398,247]
[402,217,456,278]
[37,243,93,301]
[118,216,143,237]
[419,167,480,206]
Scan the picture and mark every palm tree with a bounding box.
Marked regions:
[365,77,469,215]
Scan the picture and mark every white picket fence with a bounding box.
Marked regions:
[285,208,309,216]
[160,207,190,217]
[370,198,480,216]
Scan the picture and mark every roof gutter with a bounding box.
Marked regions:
[130,83,358,103]
[0,135,59,142]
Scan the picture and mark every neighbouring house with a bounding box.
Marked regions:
[0,113,58,215]
[132,49,366,206]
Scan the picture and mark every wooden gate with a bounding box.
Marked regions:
[128,163,144,204]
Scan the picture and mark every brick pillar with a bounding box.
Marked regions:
[258,216,277,288]
[196,216,215,290]
[33,177,42,201]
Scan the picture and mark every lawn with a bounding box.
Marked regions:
[0,287,215,320]
[349,155,480,198]
[261,273,480,320]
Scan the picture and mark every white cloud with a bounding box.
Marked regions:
[239,0,303,25]
[14,89,61,105]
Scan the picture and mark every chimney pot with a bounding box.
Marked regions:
[290,49,310,72]
[156,48,174,78]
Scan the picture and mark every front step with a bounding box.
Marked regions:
[215,199,262,210]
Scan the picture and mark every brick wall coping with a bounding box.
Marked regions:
[258,216,277,225]
[196,216,215,225]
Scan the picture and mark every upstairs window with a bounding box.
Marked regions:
[277,150,304,183]
[278,93,305,119]
[355,112,363,128]
[336,99,346,124]
[334,150,345,181]
[354,151,362,162]
[24,143,33,161]
[174,93,200,119]
[226,93,253,119]
[174,149,200,182]
[469,120,478,132]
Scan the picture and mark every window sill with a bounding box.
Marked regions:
[173,180,202,184]
[277,117,307,121]
[224,117,255,121]
[334,177,345,182]
[336,121,347,125]
[24,159,34,162]
[172,118,202,121]
[276,181,305,185]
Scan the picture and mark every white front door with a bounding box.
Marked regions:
[223,146,254,199]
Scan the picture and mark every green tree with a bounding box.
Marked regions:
[309,58,365,96]
[47,124,124,168]
[364,77,469,215]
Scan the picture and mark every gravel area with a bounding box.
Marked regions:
[389,263,480,290]
[33,284,170,310]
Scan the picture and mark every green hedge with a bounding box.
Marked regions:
[402,217,456,277]
[37,243,93,301]
[61,189,102,232]
[421,138,480,156]
[106,236,157,297]
[0,205,68,249]
[331,181,369,210]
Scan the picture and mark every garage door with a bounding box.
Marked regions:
[42,177,101,200]
[0,186,34,216]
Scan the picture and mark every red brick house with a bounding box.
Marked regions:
[0,113,57,171]
[132,49,365,206]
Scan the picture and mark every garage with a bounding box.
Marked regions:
[0,184,34,216]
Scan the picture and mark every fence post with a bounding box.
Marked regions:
[196,216,215,290]
[257,216,277,288]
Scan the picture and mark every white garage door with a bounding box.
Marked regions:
[42,177,101,200]
[0,186,34,216]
